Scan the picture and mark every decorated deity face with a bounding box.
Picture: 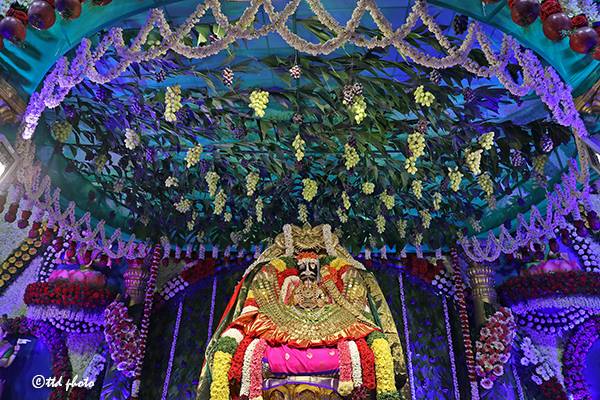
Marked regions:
[296,252,320,282]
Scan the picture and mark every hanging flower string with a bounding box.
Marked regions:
[130,245,162,399]
[450,248,480,400]
[206,275,218,345]
[442,297,461,400]
[398,273,416,400]
[160,298,184,400]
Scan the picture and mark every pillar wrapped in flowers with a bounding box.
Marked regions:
[123,258,148,306]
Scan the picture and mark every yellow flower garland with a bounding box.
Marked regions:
[210,350,233,400]
[371,338,397,394]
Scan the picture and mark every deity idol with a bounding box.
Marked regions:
[197,224,406,400]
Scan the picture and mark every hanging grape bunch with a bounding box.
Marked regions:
[414,85,435,107]
[205,172,220,197]
[462,87,475,103]
[448,167,463,192]
[292,134,306,162]
[375,214,386,234]
[343,143,360,170]
[412,180,423,199]
[510,149,525,167]
[246,172,259,196]
[185,144,203,168]
[289,64,302,79]
[213,189,226,215]
[430,69,442,85]
[164,85,182,122]
[155,69,167,82]
[302,178,318,202]
[51,121,73,143]
[452,14,469,34]
[222,67,234,87]
[298,204,308,224]
[342,83,366,124]
[465,149,483,175]
[249,90,269,118]
[292,113,303,125]
[540,132,553,153]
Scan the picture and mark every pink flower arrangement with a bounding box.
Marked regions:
[475,307,516,390]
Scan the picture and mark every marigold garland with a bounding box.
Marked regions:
[368,333,398,399]
[210,350,233,400]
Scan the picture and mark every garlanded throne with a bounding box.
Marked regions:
[197,224,406,400]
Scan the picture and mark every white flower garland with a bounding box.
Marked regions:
[240,338,260,397]
[222,328,244,344]
[348,340,363,387]
[322,224,336,256]
[442,297,460,400]
[398,274,416,400]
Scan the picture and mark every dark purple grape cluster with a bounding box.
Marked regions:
[452,15,469,35]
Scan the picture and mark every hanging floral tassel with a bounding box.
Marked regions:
[442,297,461,400]
[130,245,162,400]
[367,331,399,399]
[450,248,480,400]
[161,298,184,400]
[398,274,416,400]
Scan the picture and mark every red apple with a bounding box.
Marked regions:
[28,1,57,30]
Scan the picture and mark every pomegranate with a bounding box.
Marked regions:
[570,26,599,53]
[28,1,56,30]
[510,0,541,27]
[55,0,82,20]
[542,12,571,41]
[0,16,27,44]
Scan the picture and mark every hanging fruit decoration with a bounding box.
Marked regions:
[508,0,541,27]
[569,15,598,54]
[540,0,571,41]
[28,1,57,31]
[0,8,28,45]
[55,0,82,20]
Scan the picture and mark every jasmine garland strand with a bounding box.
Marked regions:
[442,297,461,400]
[512,362,525,400]
[206,275,218,344]
[398,273,416,400]
[450,248,480,400]
[21,0,585,141]
[161,298,184,400]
